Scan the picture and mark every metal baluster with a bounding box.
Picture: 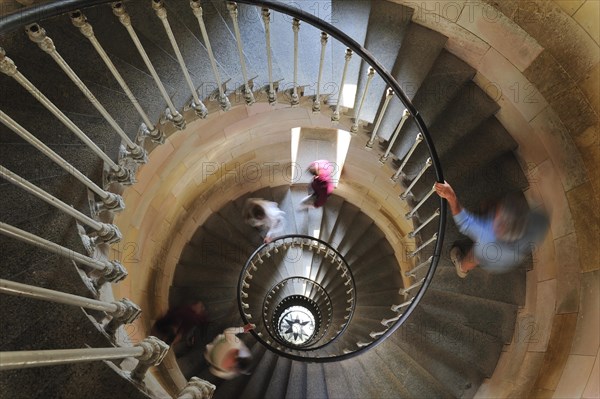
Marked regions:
[392,133,423,181]
[408,209,440,238]
[0,337,169,381]
[70,11,164,144]
[408,233,438,258]
[351,67,375,133]
[369,330,386,339]
[0,111,124,213]
[152,0,207,117]
[399,278,424,296]
[191,0,230,111]
[381,313,401,327]
[366,88,393,149]
[177,377,216,399]
[227,2,255,105]
[291,18,300,106]
[400,158,432,200]
[390,299,412,312]
[0,279,140,334]
[313,32,328,112]
[0,48,132,184]
[405,185,436,220]
[26,24,147,164]
[380,109,410,163]
[0,223,127,284]
[0,167,122,245]
[356,341,371,348]
[331,49,352,123]
[405,255,433,278]
[111,2,185,130]
[261,8,276,105]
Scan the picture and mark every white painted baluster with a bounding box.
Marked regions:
[351,67,375,133]
[0,336,169,381]
[405,185,436,219]
[407,208,440,238]
[0,279,140,334]
[0,167,122,245]
[0,48,132,184]
[0,111,124,213]
[111,2,185,130]
[331,48,353,123]
[227,2,255,105]
[392,133,423,181]
[380,109,410,163]
[408,233,438,258]
[400,158,432,200]
[390,299,412,313]
[405,255,433,278]
[0,222,127,284]
[177,377,216,399]
[313,32,328,112]
[366,88,393,149]
[152,0,207,118]
[261,8,276,105]
[26,24,147,164]
[399,278,424,296]
[291,18,300,106]
[190,0,230,111]
[70,11,164,144]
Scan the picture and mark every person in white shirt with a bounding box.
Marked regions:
[204,323,255,380]
[243,198,286,243]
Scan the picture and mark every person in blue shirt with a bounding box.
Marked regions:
[435,181,549,278]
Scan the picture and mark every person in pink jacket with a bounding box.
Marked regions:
[300,160,335,208]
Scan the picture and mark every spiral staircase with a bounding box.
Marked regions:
[1,0,598,398]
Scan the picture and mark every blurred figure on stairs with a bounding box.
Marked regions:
[204,323,255,380]
[152,301,209,347]
[435,181,549,278]
[300,159,335,209]
[243,198,286,243]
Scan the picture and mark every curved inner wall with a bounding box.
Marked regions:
[113,101,417,347]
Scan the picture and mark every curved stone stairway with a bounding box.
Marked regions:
[0,0,532,398]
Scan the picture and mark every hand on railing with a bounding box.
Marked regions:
[243,323,256,333]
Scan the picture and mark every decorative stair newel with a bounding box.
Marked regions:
[111,1,186,130]
[227,2,255,106]
[0,48,133,185]
[313,32,328,112]
[191,0,231,111]
[380,109,411,163]
[25,23,148,165]
[0,279,141,335]
[0,336,169,382]
[261,8,277,105]
[0,223,127,285]
[70,10,164,144]
[291,18,300,106]
[153,0,208,118]
[0,167,123,247]
[0,110,125,214]
[366,87,394,149]
[351,67,375,134]
[331,48,353,123]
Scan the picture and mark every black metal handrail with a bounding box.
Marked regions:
[0,0,448,363]
[241,236,355,355]
[233,0,447,361]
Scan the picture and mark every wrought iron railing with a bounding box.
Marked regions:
[0,0,447,381]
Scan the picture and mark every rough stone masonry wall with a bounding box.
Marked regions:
[385,0,599,397]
